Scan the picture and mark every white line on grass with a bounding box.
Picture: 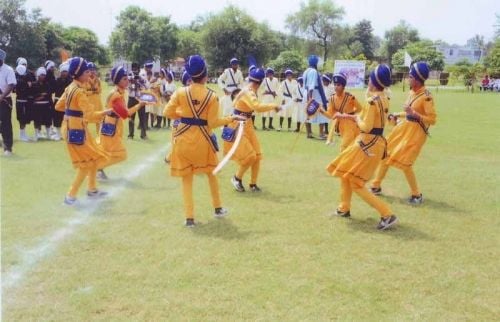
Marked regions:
[2,145,170,292]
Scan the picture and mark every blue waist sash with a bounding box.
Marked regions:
[181,117,208,126]
[406,115,419,122]
[362,127,383,135]
[65,109,83,117]
[234,109,253,118]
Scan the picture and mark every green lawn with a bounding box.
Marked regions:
[1,87,499,321]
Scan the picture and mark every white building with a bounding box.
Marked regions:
[435,45,484,65]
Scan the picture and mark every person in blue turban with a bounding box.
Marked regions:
[371,61,437,206]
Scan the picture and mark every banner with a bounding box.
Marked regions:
[333,60,366,88]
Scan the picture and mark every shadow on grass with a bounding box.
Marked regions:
[345,216,434,241]
[191,218,253,240]
[231,190,297,203]
[380,194,466,214]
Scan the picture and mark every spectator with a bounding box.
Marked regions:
[480,75,489,91]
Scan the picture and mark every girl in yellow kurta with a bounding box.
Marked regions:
[324,64,398,230]
[86,62,103,134]
[223,68,280,192]
[97,66,146,179]
[164,55,243,227]
[55,57,112,205]
[371,62,437,204]
[323,73,363,150]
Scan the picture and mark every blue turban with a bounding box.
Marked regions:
[161,68,173,80]
[410,61,430,83]
[370,64,391,90]
[87,62,96,70]
[266,67,274,74]
[0,49,6,61]
[308,55,319,68]
[322,74,331,83]
[111,66,128,84]
[297,76,304,84]
[285,69,293,76]
[68,57,89,79]
[181,71,192,86]
[248,65,256,73]
[144,60,154,68]
[185,55,207,79]
[230,58,239,65]
[249,68,266,83]
[333,73,347,87]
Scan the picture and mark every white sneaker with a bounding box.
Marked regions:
[36,130,47,140]
[64,195,78,205]
[50,133,62,141]
[20,132,30,142]
[3,150,12,156]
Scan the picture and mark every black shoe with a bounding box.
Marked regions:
[97,169,108,181]
[307,134,314,139]
[377,215,398,230]
[214,207,228,218]
[127,135,134,140]
[334,208,351,217]
[269,126,275,130]
[408,194,423,205]
[262,127,268,131]
[140,135,147,140]
[185,218,196,228]
[231,176,245,192]
[370,187,382,195]
[249,184,261,192]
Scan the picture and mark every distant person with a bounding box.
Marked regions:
[259,67,279,130]
[277,69,297,132]
[371,62,437,205]
[480,75,489,91]
[320,73,363,150]
[14,60,34,142]
[218,58,244,117]
[0,49,17,156]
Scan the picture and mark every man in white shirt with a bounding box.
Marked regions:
[218,58,244,116]
[278,69,297,131]
[259,67,279,130]
[0,49,17,156]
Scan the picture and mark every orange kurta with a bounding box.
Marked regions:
[164,83,232,177]
[99,87,127,167]
[223,89,277,166]
[384,87,437,170]
[325,91,363,151]
[86,77,103,115]
[326,92,389,188]
[55,80,108,169]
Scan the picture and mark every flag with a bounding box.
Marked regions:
[404,51,412,68]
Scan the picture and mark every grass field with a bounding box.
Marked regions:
[1,86,499,321]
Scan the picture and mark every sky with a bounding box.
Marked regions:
[26,0,499,45]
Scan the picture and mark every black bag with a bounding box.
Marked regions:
[67,129,85,145]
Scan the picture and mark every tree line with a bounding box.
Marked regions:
[1,0,499,80]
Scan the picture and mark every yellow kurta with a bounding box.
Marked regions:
[55,80,108,169]
[385,87,436,170]
[99,87,127,167]
[86,77,103,116]
[164,83,232,177]
[325,91,363,151]
[326,92,389,188]
[223,89,277,166]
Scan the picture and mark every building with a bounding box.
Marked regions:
[435,45,484,65]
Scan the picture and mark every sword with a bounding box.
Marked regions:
[212,120,245,175]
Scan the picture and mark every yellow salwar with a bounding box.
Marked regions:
[326,92,392,217]
[55,80,109,197]
[164,83,232,219]
[223,89,277,185]
[371,87,437,195]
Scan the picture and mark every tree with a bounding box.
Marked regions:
[62,27,109,65]
[266,50,307,74]
[350,19,375,60]
[110,6,178,64]
[392,40,445,71]
[383,20,419,66]
[484,39,500,75]
[0,0,47,66]
[200,6,282,71]
[447,59,485,86]
[176,27,203,59]
[286,0,345,63]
